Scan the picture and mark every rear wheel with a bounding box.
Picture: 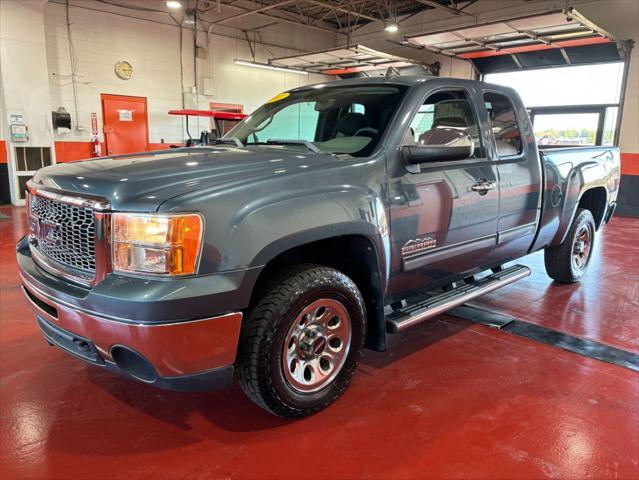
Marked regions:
[237,264,366,418]
[544,208,596,283]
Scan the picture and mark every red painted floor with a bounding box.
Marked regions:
[1,206,638,479]
[471,215,639,354]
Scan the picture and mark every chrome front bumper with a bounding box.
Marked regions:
[18,238,244,391]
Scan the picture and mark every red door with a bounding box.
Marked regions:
[101,94,149,155]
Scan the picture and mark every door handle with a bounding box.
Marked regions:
[471,180,496,195]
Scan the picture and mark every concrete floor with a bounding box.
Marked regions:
[1,205,638,479]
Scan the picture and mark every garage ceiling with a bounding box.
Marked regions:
[270,45,418,74]
[204,0,473,34]
[401,8,625,73]
[67,1,626,75]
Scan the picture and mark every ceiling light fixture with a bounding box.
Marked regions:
[182,10,196,26]
[165,1,182,9]
[233,59,309,76]
[385,23,399,33]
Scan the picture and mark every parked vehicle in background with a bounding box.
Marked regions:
[18,77,620,417]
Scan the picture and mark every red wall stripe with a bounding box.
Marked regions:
[54,141,182,162]
[621,152,639,176]
[0,140,7,164]
[54,141,98,163]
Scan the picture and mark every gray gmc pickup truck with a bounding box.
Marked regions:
[18,77,620,418]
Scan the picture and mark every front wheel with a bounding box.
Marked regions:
[236,264,366,418]
[544,208,596,283]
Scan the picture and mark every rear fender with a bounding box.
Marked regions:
[551,165,610,247]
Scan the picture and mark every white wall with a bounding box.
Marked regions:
[43,1,333,144]
[579,0,639,156]
[0,0,56,203]
[1,0,55,146]
[45,2,184,143]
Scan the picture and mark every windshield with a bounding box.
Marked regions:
[226,84,408,157]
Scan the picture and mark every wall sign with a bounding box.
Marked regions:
[8,112,28,143]
[10,124,28,143]
[91,112,98,135]
[117,109,133,122]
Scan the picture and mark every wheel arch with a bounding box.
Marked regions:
[576,186,608,229]
[248,232,388,352]
[552,182,609,246]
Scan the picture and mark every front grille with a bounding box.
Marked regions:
[30,194,96,273]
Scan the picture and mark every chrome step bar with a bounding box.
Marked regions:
[386,265,531,333]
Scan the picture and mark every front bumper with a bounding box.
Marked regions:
[18,237,245,391]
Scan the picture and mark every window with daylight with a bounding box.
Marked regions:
[485,62,625,147]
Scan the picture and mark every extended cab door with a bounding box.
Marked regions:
[480,90,542,262]
[387,86,499,297]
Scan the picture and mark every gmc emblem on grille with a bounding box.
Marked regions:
[29,217,60,247]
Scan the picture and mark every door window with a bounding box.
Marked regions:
[483,92,523,157]
[405,90,484,158]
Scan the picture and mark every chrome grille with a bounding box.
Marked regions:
[29,195,96,273]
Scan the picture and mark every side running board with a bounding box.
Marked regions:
[386,265,531,333]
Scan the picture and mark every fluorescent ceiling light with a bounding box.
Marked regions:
[385,24,399,33]
[165,1,182,9]
[233,59,309,76]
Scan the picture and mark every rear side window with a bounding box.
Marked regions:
[483,92,523,157]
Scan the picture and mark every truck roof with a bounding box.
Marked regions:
[288,75,517,97]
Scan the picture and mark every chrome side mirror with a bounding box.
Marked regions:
[402,128,474,164]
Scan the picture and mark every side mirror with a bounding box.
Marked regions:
[402,128,474,164]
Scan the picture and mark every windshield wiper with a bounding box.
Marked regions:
[211,137,244,147]
[267,139,322,153]
[246,139,321,154]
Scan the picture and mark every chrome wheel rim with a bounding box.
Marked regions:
[572,223,593,270]
[282,298,352,394]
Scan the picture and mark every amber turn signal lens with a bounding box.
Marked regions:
[112,213,203,275]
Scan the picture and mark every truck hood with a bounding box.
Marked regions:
[32,146,342,211]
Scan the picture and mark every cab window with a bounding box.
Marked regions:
[483,92,523,157]
[405,90,484,158]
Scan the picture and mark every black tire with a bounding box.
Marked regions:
[236,264,366,418]
[544,208,596,283]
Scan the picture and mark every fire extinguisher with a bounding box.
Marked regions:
[91,136,102,157]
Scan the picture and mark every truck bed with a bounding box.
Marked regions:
[531,146,620,252]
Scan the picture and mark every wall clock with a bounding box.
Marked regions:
[114,61,133,80]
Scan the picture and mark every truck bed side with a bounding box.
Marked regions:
[530,146,620,252]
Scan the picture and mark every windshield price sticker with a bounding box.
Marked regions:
[266,92,290,104]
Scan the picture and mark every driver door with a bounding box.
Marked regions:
[387,87,499,296]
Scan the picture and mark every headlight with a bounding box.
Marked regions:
[112,213,203,275]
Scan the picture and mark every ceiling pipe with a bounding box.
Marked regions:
[303,0,381,23]
[206,1,345,36]
[211,0,296,25]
